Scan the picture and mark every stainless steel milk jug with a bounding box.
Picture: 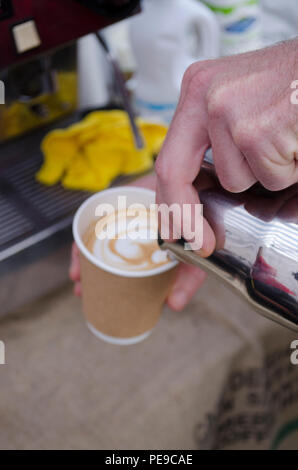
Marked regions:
[159,161,298,331]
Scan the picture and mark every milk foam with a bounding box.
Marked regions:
[87,208,170,272]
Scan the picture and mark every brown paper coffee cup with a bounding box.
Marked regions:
[73,187,178,345]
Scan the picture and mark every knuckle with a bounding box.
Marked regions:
[182,63,199,87]
[207,84,231,120]
[261,180,282,191]
[155,154,169,183]
[260,173,291,192]
[233,116,271,152]
[263,182,280,191]
[233,121,258,152]
[257,114,272,134]
[182,62,212,98]
[218,175,248,193]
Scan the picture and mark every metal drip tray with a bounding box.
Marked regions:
[0,114,92,316]
[0,154,90,262]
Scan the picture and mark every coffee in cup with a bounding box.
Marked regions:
[73,187,178,345]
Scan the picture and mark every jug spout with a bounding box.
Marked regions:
[158,167,298,331]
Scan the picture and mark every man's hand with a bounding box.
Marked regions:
[156,39,298,256]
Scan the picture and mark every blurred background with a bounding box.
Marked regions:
[0,0,298,450]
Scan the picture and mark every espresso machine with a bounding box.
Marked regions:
[0,0,141,316]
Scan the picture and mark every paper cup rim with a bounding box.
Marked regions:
[73,186,178,278]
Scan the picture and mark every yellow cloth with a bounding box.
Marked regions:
[36,110,168,192]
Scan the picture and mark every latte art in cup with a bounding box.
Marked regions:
[73,186,178,344]
[84,208,170,273]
